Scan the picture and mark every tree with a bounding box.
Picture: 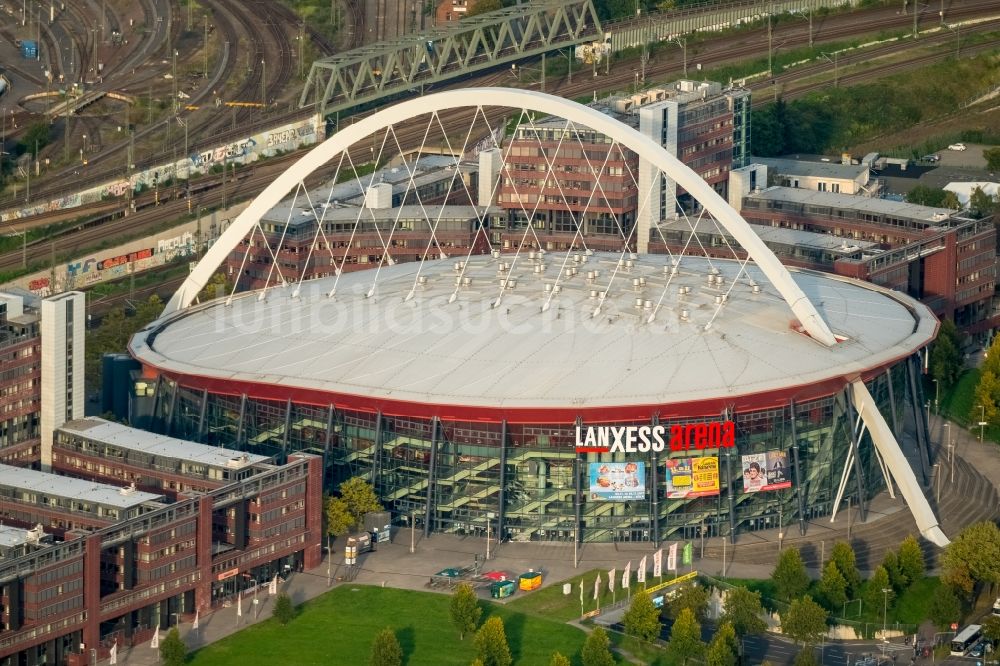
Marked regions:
[793,649,820,666]
[549,653,572,666]
[968,186,999,219]
[369,627,403,666]
[941,521,1000,594]
[881,551,905,591]
[905,185,950,208]
[18,122,50,157]
[984,335,1000,378]
[930,319,964,390]
[897,536,925,586]
[942,190,961,209]
[196,272,232,303]
[751,102,787,157]
[973,368,1000,425]
[721,586,767,638]
[668,607,705,665]
[830,542,861,597]
[326,496,355,536]
[465,0,502,16]
[450,583,482,640]
[581,627,616,666]
[780,596,827,647]
[817,561,848,612]
[772,547,810,602]
[273,593,294,625]
[474,616,512,666]
[85,295,166,391]
[340,477,383,526]
[623,590,661,642]
[159,627,186,666]
[985,147,1000,172]
[928,584,962,630]
[706,622,739,666]
[982,615,1000,645]
[863,567,894,615]
[667,584,710,621]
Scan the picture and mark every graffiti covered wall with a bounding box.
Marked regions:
[1,115,324,222]
[6,202,249,297]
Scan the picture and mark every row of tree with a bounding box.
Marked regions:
[616,579,769,665]
[906,184,999,219]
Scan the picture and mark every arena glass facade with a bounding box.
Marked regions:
[137,358,923,545]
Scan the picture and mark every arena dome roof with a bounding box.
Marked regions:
[130,253,936,419]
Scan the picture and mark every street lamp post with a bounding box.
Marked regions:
[410,510,416,554]
[326,532,331,586]
[777,504,784,552]
[944,423,953,483]
[881,588,890,642]
[933,463,941,503]
[932,378,939,414]
[979,404,987,443]
[261,59,267,108]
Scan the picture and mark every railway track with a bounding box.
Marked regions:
[763,35,1000,104]
[4,0,999,216]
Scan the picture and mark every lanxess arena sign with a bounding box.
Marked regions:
[575,422,736,454]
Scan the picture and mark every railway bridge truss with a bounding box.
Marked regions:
[299,0,602,115]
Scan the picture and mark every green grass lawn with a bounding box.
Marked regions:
[939,369,980,427]
[506,569,610,623]
[189,585,591,665]
[937,370,1000,443]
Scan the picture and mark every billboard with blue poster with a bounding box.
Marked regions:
[588,462,645,501]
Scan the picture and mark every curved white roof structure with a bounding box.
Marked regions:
[135,255,936,413]
[164,88,838,346]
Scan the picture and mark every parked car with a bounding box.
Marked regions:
[948,143,967,151]
[970,640,987,658]
[921,154,940,162]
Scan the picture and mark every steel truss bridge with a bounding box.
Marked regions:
[299,0,602,115]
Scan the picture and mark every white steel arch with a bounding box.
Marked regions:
[166,88,838,347]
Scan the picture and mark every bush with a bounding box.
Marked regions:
[273,593,295,625]
[369,627,402,666]
[159,627,186,666]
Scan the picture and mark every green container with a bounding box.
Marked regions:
[491,580,516,599]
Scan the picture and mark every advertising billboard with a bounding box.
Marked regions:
[663,457,719,498]
[740,450,791,493]
[588,462,645,501]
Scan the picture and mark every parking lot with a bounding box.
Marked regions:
[931,143,993,170]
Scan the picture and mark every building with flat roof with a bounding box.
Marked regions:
[0,464,164,536]
[54,418,273,500]
[738,187,997,336]
[493,81,750,254]
[0,431,321,666]
[40,292,85,470]
[649,216,879,270]
[0,293,42,466]
[755,156,878,196]
[0,525,52,559]
[496,119,639,253]
[635,80,751,252]
[225,156,495,291]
